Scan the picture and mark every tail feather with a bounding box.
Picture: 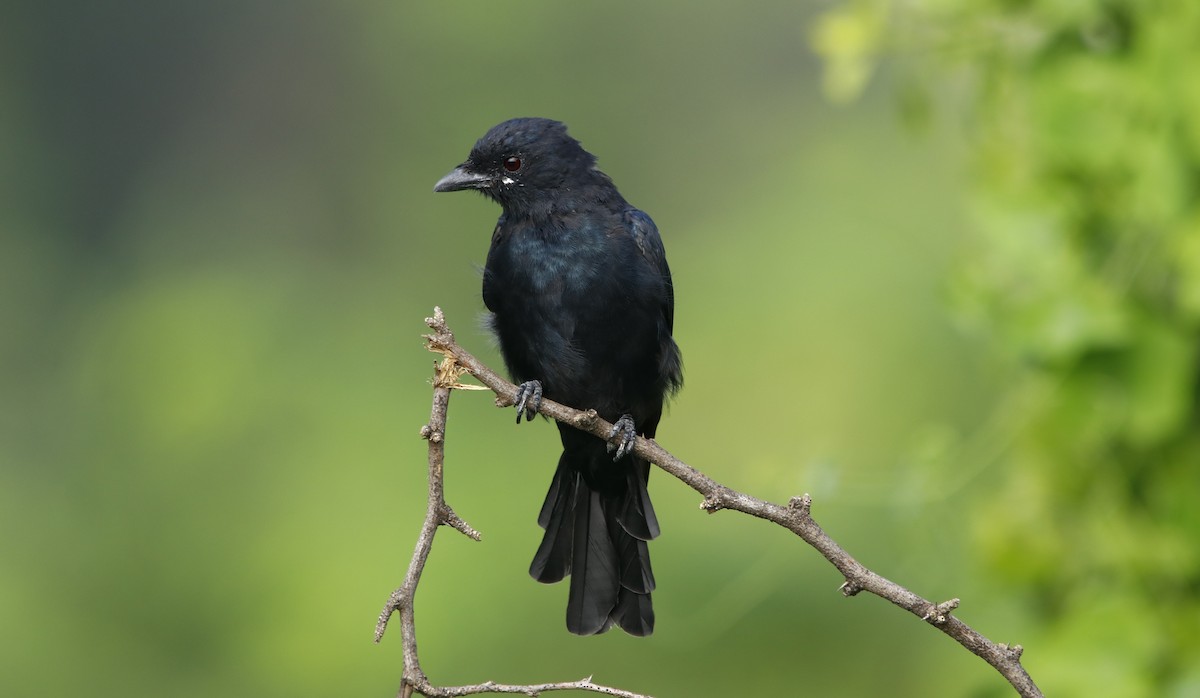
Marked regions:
[610,587,655,637]
[566,489,618,635]
[619,536,655,595]
[529,458,576,583]
[536,455,568,530]
[617,458,659,541]
[607,501,656,594]
[531,441,658,636]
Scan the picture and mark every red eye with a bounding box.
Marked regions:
[503,156,522,172]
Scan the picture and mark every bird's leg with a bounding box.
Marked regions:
[607,414,637,461]
[514,380,543,424]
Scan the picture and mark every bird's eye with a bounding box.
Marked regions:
[503,156,522,172]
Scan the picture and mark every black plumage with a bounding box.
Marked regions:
[433,118,682,636]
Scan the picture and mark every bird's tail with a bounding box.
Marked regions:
[529,436,658,636]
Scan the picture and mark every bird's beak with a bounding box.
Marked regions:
[433,165,491,193]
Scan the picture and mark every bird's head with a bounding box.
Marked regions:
[433,118,601,210]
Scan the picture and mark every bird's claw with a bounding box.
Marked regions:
[606,414,637,461]
[514,380,543,424]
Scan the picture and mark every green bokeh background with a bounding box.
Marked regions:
[3,2,1195,697]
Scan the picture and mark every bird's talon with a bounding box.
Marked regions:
[514,380,543,424]
[608,414,637,461]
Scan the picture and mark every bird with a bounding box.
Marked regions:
[433,118,682,636]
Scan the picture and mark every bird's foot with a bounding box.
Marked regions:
[607,414,637,461]
[514,380,543,424]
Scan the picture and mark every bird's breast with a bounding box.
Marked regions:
[492,225,607,298]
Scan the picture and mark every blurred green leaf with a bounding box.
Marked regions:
[810,1,888,103]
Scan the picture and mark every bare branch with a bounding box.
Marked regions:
[387,306,1043,698]
[375,342,648,698]
[400,677,651,698]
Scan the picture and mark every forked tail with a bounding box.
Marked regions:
[529,438,658,636]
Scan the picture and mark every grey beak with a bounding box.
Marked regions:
[434,165,491,193]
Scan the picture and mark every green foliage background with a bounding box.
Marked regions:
[817,0,1200,695]
[1,2,1194,696]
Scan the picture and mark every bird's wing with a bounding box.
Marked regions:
[623,208,675,332]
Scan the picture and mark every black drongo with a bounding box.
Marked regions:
[434,118,682,636]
